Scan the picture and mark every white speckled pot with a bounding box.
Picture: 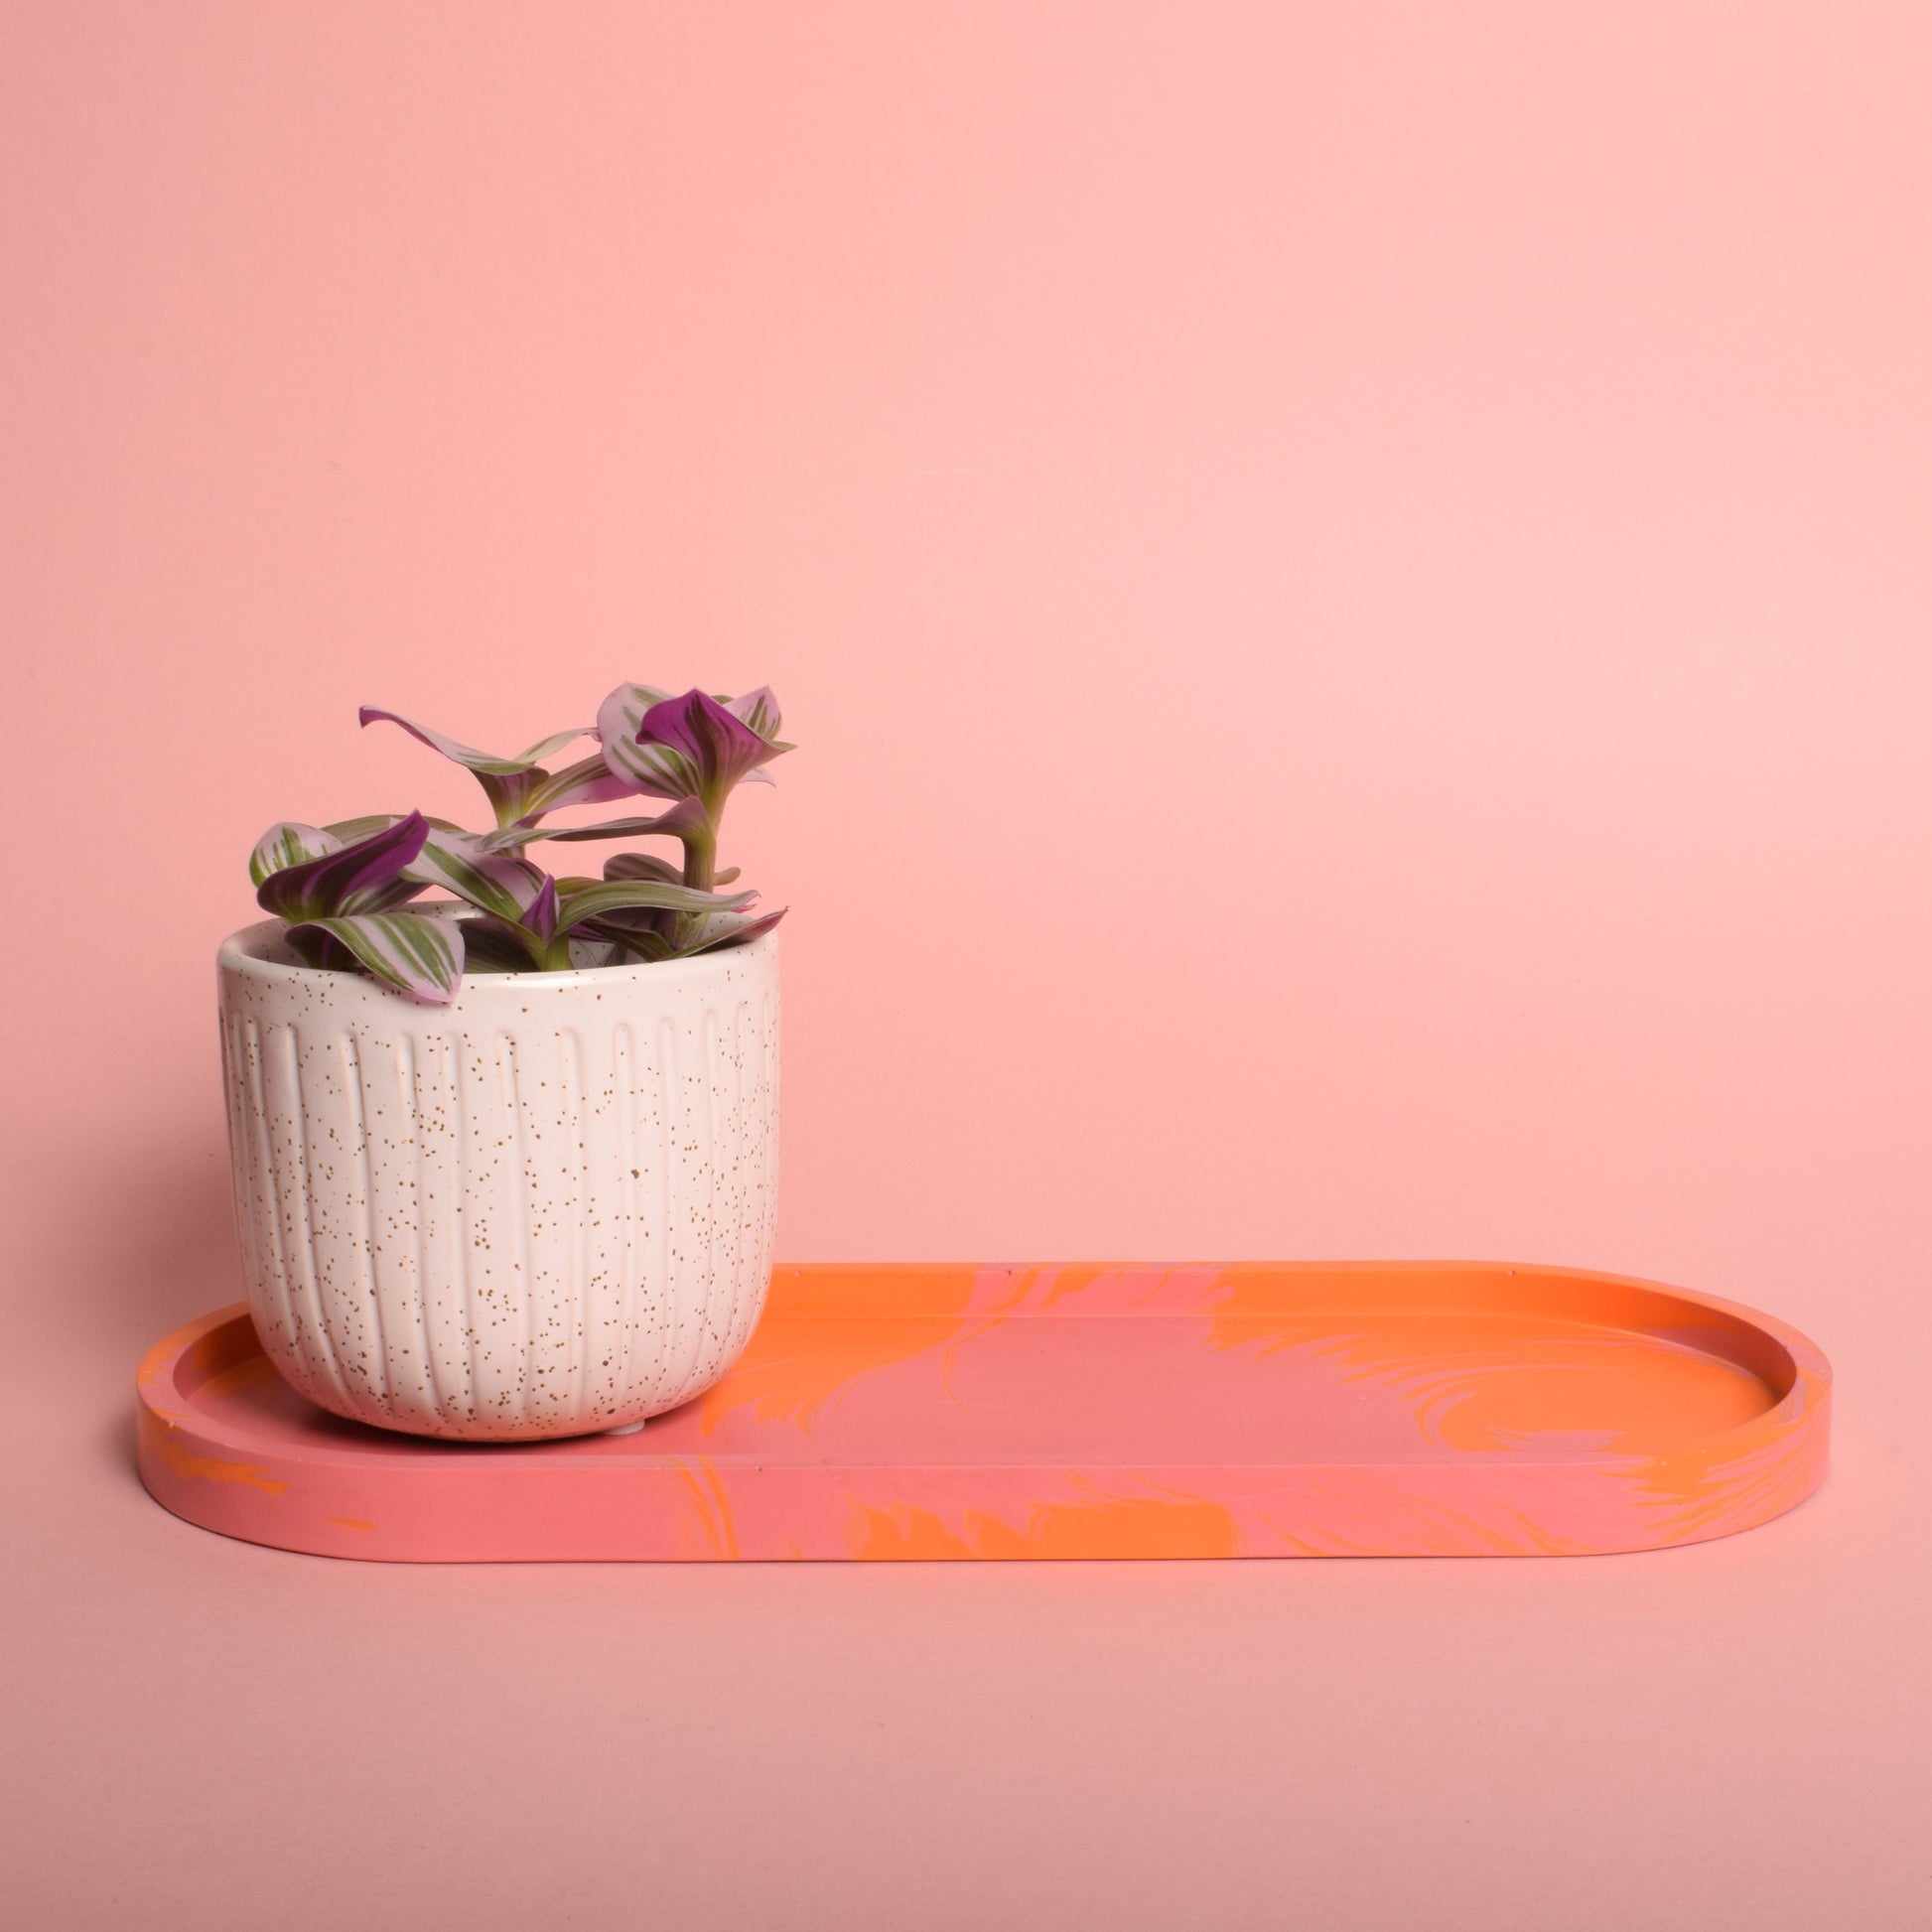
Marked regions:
[216,919,778,1442]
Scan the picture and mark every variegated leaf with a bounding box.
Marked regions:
[285,922,357,974]
[352,877,430,915]
[404,828,550,924]
[469,822,551,852]
[725,685,784,741]
[248,822,342,888]
[506,753,638,825]
[358,706,592,774]
[602,851,683,887]
[491,796,710,849]
[557,878,757,930]
[476,769,546,828]
[646,687,785,796]
[257,812,432,921]
[458,916,545,974]
[594,682,676,752]
[580,920,675,963]
[284,911,465,1004]
[527,875,561,941]
[673,905,787,956]
[323,813,403,842]
[597,685,785,803]
[323,812,467,841]
[600,730,703,800]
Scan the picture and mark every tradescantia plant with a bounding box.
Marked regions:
[248,684,790,1004]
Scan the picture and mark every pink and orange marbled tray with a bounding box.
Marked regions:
[136,1261,1830,1562]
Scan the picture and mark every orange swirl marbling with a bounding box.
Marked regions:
[135,1261,1829,1562]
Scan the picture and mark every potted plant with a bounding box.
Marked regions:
[218,682,789,1442]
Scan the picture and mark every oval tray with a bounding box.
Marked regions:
[136,1261,1830,1561]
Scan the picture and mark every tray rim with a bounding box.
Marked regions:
[138,1257,1831,1477]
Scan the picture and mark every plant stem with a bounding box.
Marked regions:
[680,823,717,894]
[675,815,719,951]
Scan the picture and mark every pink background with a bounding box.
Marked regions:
[4,3,1929,1927]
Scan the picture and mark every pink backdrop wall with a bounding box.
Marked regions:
[5,5,1929,1929]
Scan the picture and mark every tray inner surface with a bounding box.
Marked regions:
[180,1264,1791,1466]
[141,1264,1827,1562]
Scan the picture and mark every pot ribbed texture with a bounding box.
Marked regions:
[216,920,778,1441]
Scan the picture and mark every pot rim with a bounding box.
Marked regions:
[217,912,777,999]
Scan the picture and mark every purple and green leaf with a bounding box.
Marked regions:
[284,911,465,1004]
[527,875,561,942]
[505,755,636,826]
[248,822,342,889]
[454,916,541,975]
[255,684,787,999]
[726,685,786,742]
[358,707,592,775]
[599,686,788,808]
[593,683,676,759]
[403,827,551,925]
[256,811,432,922]
[557,878,758,929]
[360,707,633,829]
[675,905,788,956]
[485,795,711,851]
[602,850,683,887]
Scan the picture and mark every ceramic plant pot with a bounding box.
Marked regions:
[215,918,779,1442]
